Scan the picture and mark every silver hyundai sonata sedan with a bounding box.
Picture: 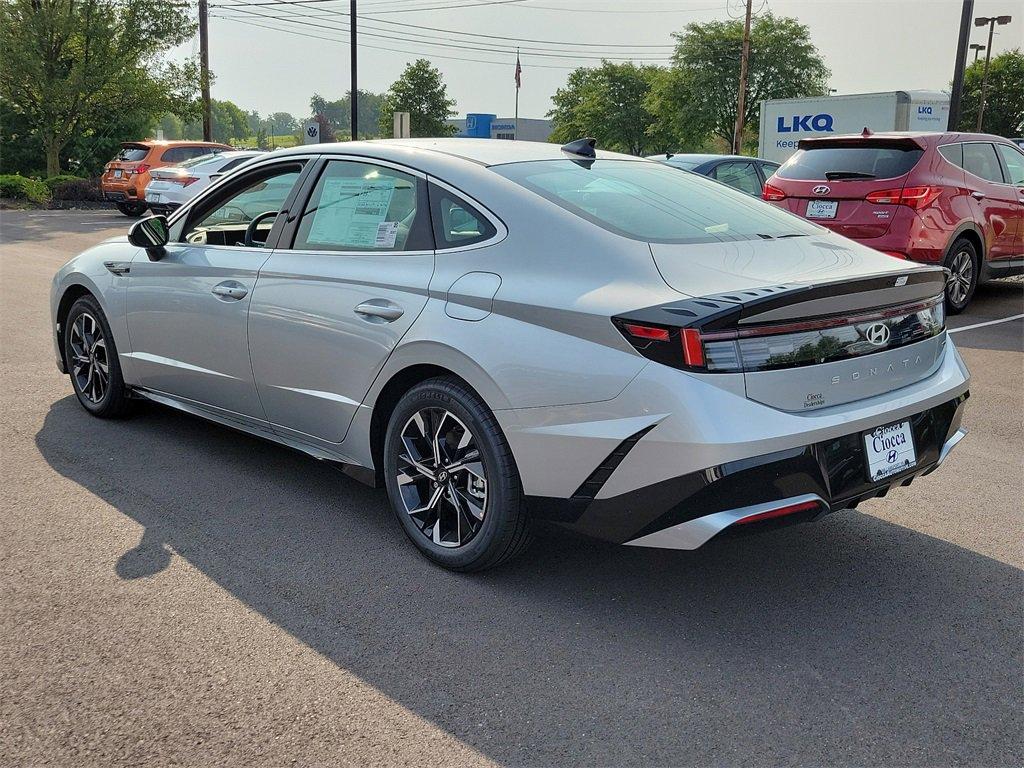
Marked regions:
[50,138,970,571]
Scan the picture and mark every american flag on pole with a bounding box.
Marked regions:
[515,52,522,89]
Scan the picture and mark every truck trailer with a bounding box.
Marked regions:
[758,90,950,164]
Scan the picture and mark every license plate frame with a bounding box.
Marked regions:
[806,199,838,219]
[113,169,123,179]
[863,419,918,483]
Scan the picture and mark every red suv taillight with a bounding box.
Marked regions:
[762,183,787,201]
[865,185,942,209]
[128,163,151,176]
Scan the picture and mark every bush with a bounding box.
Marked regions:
[49,177,103,202]
[43,174,86,191]
[0,174,50,204]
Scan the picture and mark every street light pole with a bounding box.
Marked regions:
[970,43,985,62]
[732,0,753,155]
[350,0,358,142]
[947,0,974,131]
[975,14,1012,132]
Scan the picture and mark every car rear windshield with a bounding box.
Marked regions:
[115,146,149,162]
[493,159,819,244]
[777,141,924,181]
[180,153,226,170]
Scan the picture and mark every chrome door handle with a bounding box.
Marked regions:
[355,301,404,322]
[211,283,248,300]
[971,191,986,200]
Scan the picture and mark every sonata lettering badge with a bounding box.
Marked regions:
[864,420,917,481]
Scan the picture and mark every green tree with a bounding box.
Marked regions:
[650,13,830,151]
[310,91,383,139]
[0,0,198,176]
[182,99,252,144]
[267,111,299,135]
[955,49,1024,137]
[378,60,457,138]
[549,62,671,156]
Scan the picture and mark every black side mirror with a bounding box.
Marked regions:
[128,215,169,256]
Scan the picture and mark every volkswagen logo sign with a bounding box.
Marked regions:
[812,184,831,195]
[864,322,891,347]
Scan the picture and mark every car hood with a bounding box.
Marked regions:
[649,233,923,298]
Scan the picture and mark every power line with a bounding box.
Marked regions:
[213,3,674,60]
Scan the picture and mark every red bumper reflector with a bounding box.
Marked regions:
[734,500,821,525]
[680,328,704,367]
[623,323,670,342]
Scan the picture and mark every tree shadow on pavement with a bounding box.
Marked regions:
[35,396,1024,767]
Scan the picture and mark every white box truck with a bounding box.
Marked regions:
[758,90,950,164]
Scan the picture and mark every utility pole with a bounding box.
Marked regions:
[732,0,753,155]
[199,0,212,141]
[975,14,1012,132]
[350,0,358,141]
[947,0,974,131]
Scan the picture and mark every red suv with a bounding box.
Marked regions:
[763,131,1024,312]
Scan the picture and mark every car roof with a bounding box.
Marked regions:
[656,153,770,165]
[269,138,644,168]
[797,131,1017,148]
[121,140,232,148]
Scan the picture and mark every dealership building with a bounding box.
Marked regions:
[447,113,553,142]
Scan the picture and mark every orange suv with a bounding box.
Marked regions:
[101,140,232,216]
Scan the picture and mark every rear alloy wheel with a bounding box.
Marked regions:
[116,201,147,217]
[64,296,133,418]
[944,239,978,314]
[383,377,531,571]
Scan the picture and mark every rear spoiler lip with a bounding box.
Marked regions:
[617,266,948,333]
[796,134,927,151]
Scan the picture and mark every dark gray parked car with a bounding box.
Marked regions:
[650,153,781,196]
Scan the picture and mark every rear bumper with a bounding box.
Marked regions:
[505,334,970,548]
[146,202,181,216]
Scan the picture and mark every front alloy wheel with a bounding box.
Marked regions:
[68,312,110,404]
[396,408,488,548]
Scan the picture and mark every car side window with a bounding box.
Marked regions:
[938,143,963,168]
[996,144,1024,185]
[218,157,249,173]
[962,143,1005,183]
[180,163,303,247]
[712,162,761,196]
[292,160,431,252]
[759,161,780,179]
[428,184,497,248]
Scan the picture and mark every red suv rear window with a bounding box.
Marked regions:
[777,140,924,181]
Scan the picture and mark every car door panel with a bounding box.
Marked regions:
[125,245,269,417]
[124,160,308,418]
[962,142,1017,261]
[248,158,435,445]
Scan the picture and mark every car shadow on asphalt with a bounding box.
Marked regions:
[35,396,1023,767]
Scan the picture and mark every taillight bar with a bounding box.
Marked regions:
[865,185,942,209]
[701,295,944,341]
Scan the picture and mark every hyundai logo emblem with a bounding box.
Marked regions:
[812,184,830,195]
[864,323,891,346]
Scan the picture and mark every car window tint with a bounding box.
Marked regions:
[938,143,963,168]
[962,143,1005,183]
[115,146,149,162]
[183,165,302,246]
[777,143,923,180]
[495,159,820,244]
[293,161,429,252]
[996,144,1024,185]
[712,162,761,195]
[218,157,250,173]
[430,185,496,248]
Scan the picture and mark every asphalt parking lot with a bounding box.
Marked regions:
[1,208,1021,767]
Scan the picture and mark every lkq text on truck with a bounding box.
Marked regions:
[759,90,951,164]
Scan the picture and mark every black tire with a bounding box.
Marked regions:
[943,238,979,315]
[383,376,532,572]
[116,201,147,217]
[63,295,133,418]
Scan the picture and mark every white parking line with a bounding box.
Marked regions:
[948,314,1024,334]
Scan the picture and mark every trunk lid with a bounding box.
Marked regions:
[625,237,949,411]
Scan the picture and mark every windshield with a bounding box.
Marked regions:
[777,143,924,181]
[180,153,226,170]
[494,159,818,244]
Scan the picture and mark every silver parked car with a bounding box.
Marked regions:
[50,138,970,571]
[144,150,266,216]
